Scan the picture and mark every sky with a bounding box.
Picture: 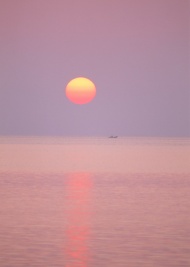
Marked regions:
[0,0,189,136]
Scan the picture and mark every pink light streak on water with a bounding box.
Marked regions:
[64,173,92,267]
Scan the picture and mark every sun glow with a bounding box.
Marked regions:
[65,77,96,104]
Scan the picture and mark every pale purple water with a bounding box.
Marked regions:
[0,137,190,266]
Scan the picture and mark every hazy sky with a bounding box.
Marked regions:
[0,0,189,136]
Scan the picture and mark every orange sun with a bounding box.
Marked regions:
[65,77,96,105]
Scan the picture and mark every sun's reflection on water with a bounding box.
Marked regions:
[64,173,92,267]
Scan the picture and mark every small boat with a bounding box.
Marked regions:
[109,136,118,138]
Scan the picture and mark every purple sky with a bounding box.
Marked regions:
[0,0,189,136]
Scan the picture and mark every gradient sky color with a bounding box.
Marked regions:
[0,0,189,136]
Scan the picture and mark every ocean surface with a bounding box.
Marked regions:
[0,137,190,267]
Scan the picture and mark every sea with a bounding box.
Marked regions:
[0,136,190,267]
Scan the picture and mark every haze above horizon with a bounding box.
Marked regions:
[0,0,189,136]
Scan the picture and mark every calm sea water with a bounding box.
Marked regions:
[0,137,190,267]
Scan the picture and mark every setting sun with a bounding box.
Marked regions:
[65,77,96,105]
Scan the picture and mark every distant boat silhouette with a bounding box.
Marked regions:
[108,136,118,138]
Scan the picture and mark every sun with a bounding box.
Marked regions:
[65,77,96,105]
